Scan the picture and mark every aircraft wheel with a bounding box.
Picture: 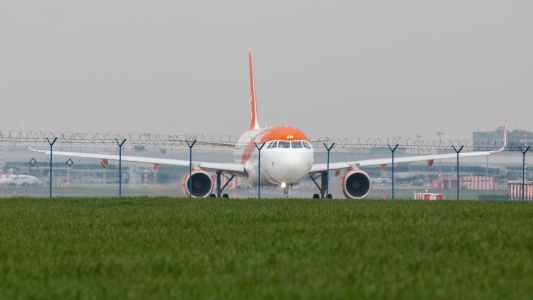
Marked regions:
[312,194,320,199]
[326,194,333,199]
[223,193,229,198]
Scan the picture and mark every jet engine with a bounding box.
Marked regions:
[182,170,213,198]
[341,169,371,199]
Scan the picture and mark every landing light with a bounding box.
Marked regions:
[281,182,287,188]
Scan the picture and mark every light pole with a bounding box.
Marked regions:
[46,137,57,199]
[116,138,126,197]
[254,142,266,199]
[323,143,335,198]
[186,140,197,198]
[452,145,464,200]
[388,144,399,199]
[520,146,530,201]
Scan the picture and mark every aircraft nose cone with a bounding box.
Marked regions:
[265,150,313,184]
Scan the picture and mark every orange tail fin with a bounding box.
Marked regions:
[249,52,260,130]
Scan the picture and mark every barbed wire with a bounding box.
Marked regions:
[0,130,519,152]
[0,130,240,147]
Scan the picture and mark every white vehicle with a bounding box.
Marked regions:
[30,53,507,198]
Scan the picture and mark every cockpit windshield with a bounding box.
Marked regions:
[292,141,303,148]
[266,140,312,149]
[278,141,290,148]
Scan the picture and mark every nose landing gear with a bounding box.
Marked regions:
[283,185,290,197]
[281,182,290,197]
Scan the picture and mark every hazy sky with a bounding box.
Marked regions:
[1,1,532,141]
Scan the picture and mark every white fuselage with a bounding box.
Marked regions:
[0,177,12,185]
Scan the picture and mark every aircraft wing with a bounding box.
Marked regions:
[309,150,499,174]
[311,119,507,175]
[29,148,247,177]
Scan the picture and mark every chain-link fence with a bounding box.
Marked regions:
[1,130,530,200]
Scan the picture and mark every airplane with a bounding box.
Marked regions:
[30,52,508,199]
[10,174,41,186]
[0,168,40,186]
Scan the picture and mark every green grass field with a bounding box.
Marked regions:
[1,198,533,299]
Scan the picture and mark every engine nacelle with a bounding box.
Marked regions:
[182,170,213,198]
[341,169,372,199]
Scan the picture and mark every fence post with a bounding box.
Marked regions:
[520,146,530,201]
[387,144,399,199]
[323,143,335,198]
[254,142,266,199]
[116,138,126,197]
[452,145,464,200]
[186,140,196,198]
[46,137,57,198]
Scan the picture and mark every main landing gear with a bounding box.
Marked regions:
[209,171,236,198]
[310,172,333,199]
